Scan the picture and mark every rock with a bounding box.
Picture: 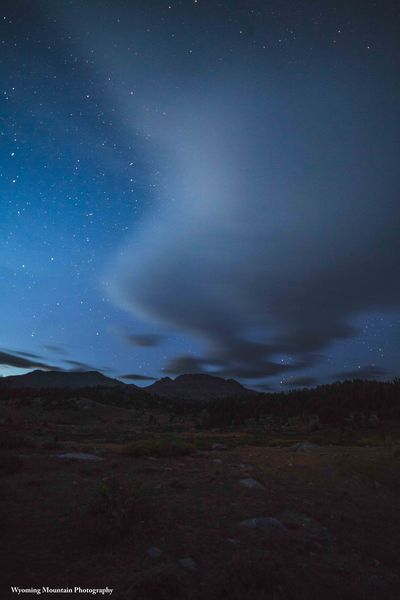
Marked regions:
[239,517,287,532]
[290,442,320,453]
[368,414,380,429]
[178,557,197,572]
[239,478,265,490]
[212,443,228,450]
[56,452,103,461]
[147,546,162,559]
[227,538,240,545]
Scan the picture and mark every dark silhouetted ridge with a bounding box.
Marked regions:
[0,369,125,389]
[145,372,255,401]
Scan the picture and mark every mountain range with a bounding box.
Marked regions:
[0,369,255,401]
[0,369,124,390]
[145,373,255,401]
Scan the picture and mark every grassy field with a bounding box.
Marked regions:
[1,403,400,599]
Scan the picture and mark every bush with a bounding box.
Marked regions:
[85,477,147,542]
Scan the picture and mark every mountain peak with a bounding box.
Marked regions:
[0,369,126,389]
[146,372,254,402]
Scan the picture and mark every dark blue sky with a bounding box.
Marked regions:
[1,0,399,389]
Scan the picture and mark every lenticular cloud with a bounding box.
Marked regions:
[105,22,400,380]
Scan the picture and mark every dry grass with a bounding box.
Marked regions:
[1,413,400,599]
[122,437,196,457]
[84,477,149,542]
[0,454,23,477]
[333,448,400,490]
[0,434,36,450]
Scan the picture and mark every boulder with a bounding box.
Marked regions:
[212,443,228,451]
[147,546,162,559]
[56,452,103,461]
[239,517,286,532]
[239,478,265,490]
[290,442,320,453]
[178,557,197,572]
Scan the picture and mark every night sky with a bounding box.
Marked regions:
[1,0,400,390]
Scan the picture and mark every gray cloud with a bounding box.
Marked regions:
[43,344,69,356]
[123,334,164,348]
[282,376,318,388]
[0,350,60,371]
[332,365,389,381]
[13,350,43,360]
[255,383,276,393]
[88,7,400,382]
[162,356,206,376]
[119,373,156,381]
[63,360,94,372]
[161,352,318,381]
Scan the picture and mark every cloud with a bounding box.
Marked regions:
[254,383,276,393]
[282,376,318,388]
[161,351,319,381]
[0,350,60,371]
[13,350,43,359]
[119,373,156,381]
[89,7,400,382]
[162,355,206,375]
[122,334,164,348]
[63,360,94,372]
[43,344,69,356]
[332,365,389,381]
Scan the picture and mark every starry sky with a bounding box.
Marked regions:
[1,0,400,390]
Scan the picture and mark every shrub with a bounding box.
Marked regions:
[85,477,147,542]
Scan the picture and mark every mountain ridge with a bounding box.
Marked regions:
[145,372,256,402]
[0,369,126,389]
[0,369,256,400]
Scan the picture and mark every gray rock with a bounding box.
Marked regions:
[227,538,241,545]
[56,452,103,461]
[239,478,265,490]
[178,557,197,572]
[212,443,228,450]
[147,546,162,559]
[239,517,287,532]
[290,442,320,453]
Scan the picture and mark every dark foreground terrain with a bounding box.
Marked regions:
[1,386,400,599]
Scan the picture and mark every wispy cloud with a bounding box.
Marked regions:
[0,350,60,371]
[332,365,389,381]
[119,373,156,381]
[282,376,318,388]
[60,3,400,383]
[122,334,164,348]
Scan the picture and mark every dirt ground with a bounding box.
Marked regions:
[1,410,400,600]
